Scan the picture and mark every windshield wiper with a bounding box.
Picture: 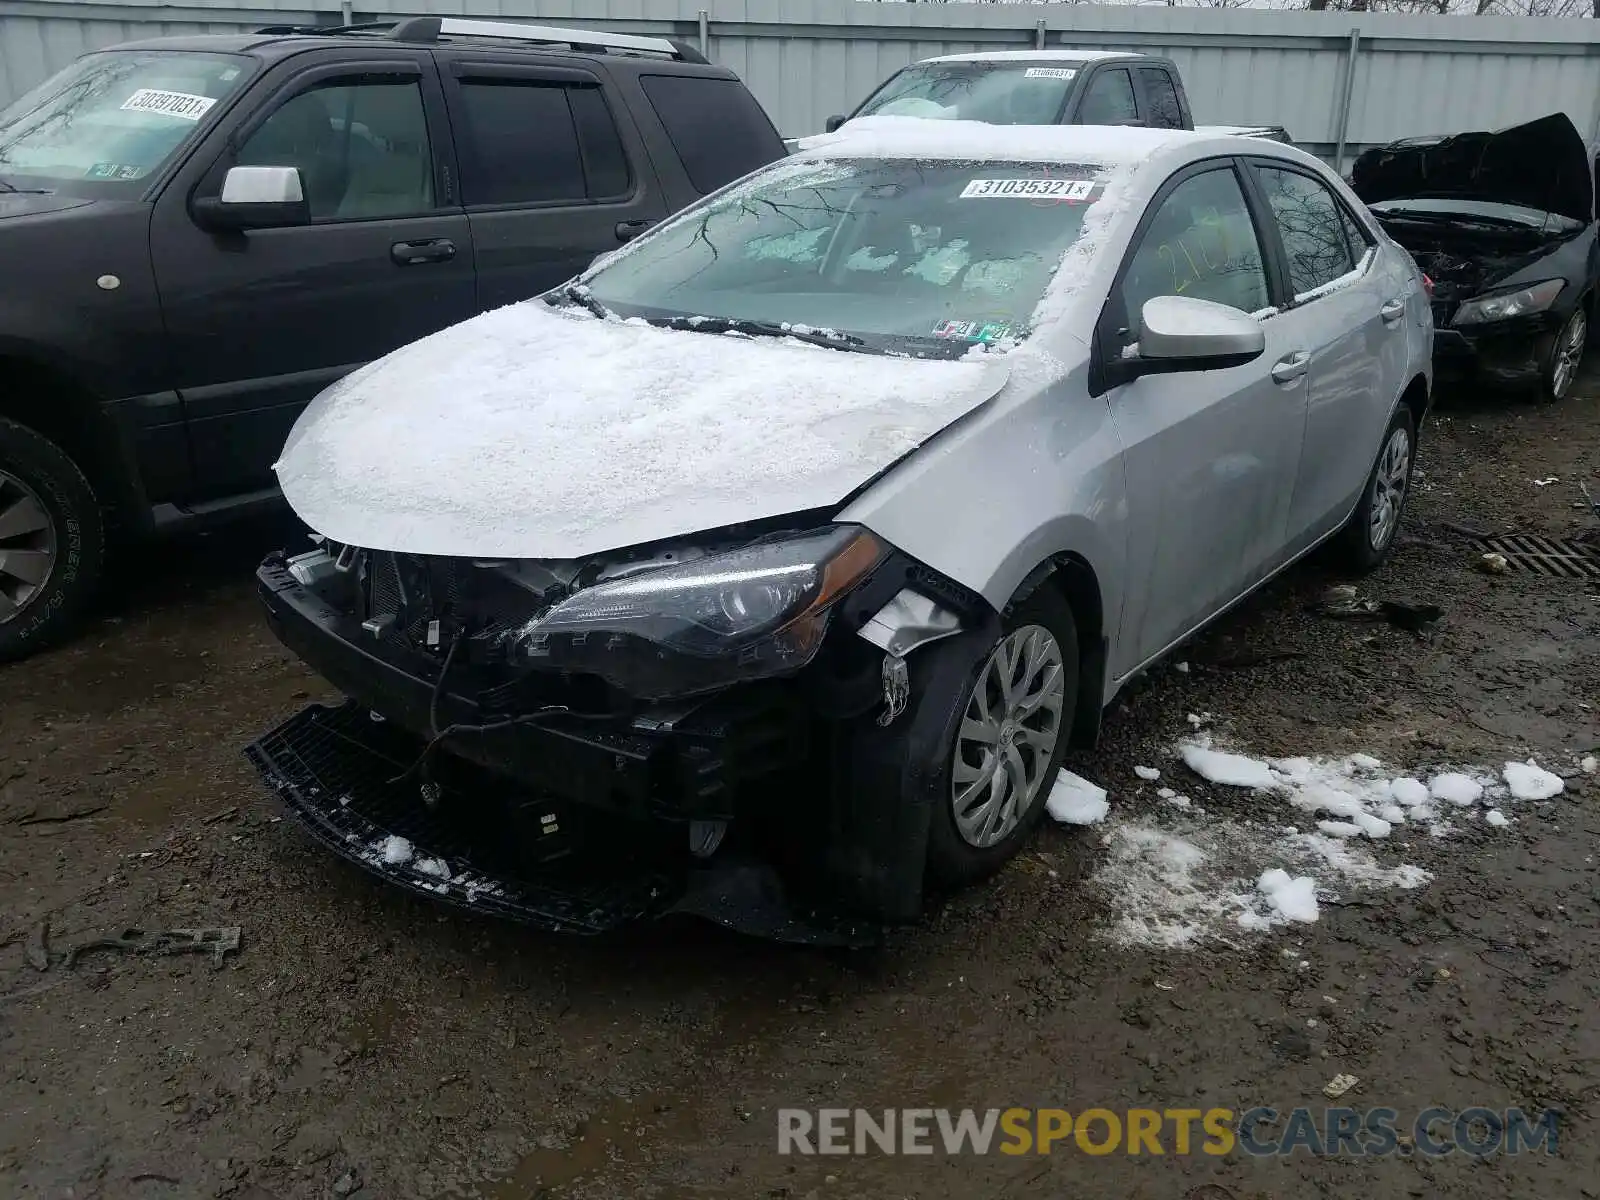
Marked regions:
[653,315,866,352]
[548,282,614,321]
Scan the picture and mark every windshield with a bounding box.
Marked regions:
[0,51,251,195]
[1369,197,1578,233]
[854,62,1080,125]
[580,158,1110,358]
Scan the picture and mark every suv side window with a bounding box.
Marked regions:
[639,74,781,193]
[1136,68,1183,130]
[454,80,625,207]
[234,78,433,221]
[1120,167,1270,321]
[1077,68,1138,125]
[1254,165,1356,298]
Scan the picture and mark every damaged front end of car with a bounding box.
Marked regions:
[247,521,994,943]
[1352,113,1597,396]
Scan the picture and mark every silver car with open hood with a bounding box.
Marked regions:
[249,119,1433,942]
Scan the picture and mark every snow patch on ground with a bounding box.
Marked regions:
[1082,727,1570,948]
[1047,771,1108,826]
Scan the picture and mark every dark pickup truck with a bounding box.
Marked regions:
[0,17,786,660]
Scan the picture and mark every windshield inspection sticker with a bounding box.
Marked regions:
[960,178,1095,200]
[934,319,1013,343]
[119,88,217,121]
[1024,67,1077,80]
[86,162,148,181]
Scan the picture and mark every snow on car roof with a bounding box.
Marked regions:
[924,49,1153,64]
[790,114,1195,166]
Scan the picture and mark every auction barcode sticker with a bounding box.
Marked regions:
[960,178,1095,200]
[1024,67,1077,80]
[119,88,217,121]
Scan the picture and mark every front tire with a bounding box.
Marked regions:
[0,418,104,662]
[1333,406,1414,574]
[1536,304,1586,404]
[926,587,1079,887]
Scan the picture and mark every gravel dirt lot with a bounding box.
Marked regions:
[2,374,1598,1200]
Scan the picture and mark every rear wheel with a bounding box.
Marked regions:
[1537,304,1586,404]
[0,418,104,662]
[926,587,1079,886]
[1332,406,1414,574]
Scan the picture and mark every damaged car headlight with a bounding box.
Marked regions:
[1452,279,1564,326]
[516,526,888,698]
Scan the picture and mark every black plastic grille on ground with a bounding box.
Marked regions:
[245,703,671,934]
[1479,534,1600,579]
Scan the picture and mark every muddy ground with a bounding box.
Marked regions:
[2,374,1598,1200]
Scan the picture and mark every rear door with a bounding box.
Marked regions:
[435,54,671,310]
[1242,158,1402,557]
[150,48,476,499]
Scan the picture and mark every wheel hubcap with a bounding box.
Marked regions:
[1551,308,1586,399]
[951,624,1066,849]
[1368,426,1411,552]
[0,469,57,626]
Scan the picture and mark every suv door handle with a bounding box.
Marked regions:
[1380,298,1406,323]
[1271,351,1310,384]
[615,219,655,243]
[391,238,456,266]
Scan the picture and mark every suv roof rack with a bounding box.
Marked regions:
[387,16,707,62]
[254,22,391,35]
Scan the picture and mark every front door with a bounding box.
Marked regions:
[1100,161,1309,674]
[150,48,477,499]
[433,54,672,310]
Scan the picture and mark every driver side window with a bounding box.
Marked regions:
[1120,167,1269,328]
[233,78,434,222]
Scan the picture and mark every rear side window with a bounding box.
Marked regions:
[1137,68,1183,130]
[639,74,780,193]
[1077,68,1138,125]
[1340,206,1373,261]
[1255,165,1355,297]
[453,80,631,206]
[456,81,585,205]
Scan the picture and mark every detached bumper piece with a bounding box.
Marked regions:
[246,702,884,946]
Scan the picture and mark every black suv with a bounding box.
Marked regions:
[0,17,786,660]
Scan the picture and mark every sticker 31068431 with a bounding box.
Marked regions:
[959,178,1095,200]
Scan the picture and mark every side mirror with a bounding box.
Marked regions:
[1122,295,1265,379]
[824,114,847,133]
[192,165,310,231]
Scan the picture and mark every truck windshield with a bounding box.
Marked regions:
[0,50,251,194]
[854,62,1081,125]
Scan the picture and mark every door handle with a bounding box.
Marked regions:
[1380,298,1406,323]
[615,219,655,243]
[391,238,456,266]
[1270,351,1310,385]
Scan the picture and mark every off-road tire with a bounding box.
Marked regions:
[926,586,1079,887]
[0,417,104,662]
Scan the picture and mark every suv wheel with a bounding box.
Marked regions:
[1332,406,1414,574]
[1537,305,1586,404]
[0,418,104,662]
[926,587,1079,886]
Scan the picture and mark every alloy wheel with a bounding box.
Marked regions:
[1550,308,1586,400]
[951,624,1066,848]
[1368,425,1411,552]
[0,468,57,625]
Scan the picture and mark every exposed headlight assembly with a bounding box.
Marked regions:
[1452,279,1564,326]
[516,525,888,698]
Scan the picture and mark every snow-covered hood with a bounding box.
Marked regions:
[1351,112,1594,225]
[275,302,1010,559]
